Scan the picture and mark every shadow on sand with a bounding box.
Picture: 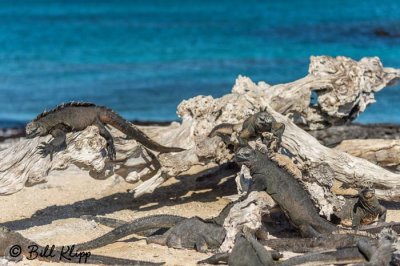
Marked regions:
[1,163,239,231]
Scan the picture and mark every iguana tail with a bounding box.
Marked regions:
[279,246,366,266]
[73,215,185,251]
[333,222,400,238]
[100,109,185,153]
[0,226,163,265]
[260,234,372,253]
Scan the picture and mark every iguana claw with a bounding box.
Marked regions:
[37,142,54,160]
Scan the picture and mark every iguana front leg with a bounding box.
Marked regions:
[195,235,209,252]
[378,206,387,223]
[95,120,116,160]
[146,234,169,246]
[352,208,363,228]
[244,229,276,266]
[38,128,67,160]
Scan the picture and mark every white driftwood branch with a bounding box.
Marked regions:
[269,106,400,209]
[264,56,400,130]
[175,72,400,216]
[219,191,276,252]
[0,125,184,195]
[335,139,400,168]
[0,127,108,195]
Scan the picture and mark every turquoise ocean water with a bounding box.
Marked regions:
[0,0,400,127]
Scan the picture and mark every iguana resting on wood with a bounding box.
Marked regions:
[76,206,232,252]
[235,146,394,239]
[208,111,285,149]
[235,146,337,237]
[334,187,387,228]
[0,226,162,265]
[25,102,185,160]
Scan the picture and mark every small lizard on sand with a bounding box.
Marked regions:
[335,187,387,228]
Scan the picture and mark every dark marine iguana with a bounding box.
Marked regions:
[208,111,285,150]
[74,205,233,252]
[199,229,389,266]
[26,102,185,160]
[79,200,398,254]
[81,215,226,252]
[334,187,387,228]
[235,146,394,239]
[198,230,366,266]
[258,221,400,253]
[235,146,337,237]
[0,226,163,265]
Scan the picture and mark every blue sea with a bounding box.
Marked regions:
[1,0,400,128]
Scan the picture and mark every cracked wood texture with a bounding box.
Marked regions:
[335,139,400,169]
[1,56,399,208]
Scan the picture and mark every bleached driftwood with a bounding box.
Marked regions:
[175,77,400,215]
[219,191,276,252]
[1,55,400,207]
[335,139,400,169]
[0,123,191,196]
[262,56,400,130]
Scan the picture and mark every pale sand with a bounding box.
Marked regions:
[0,166,236,266]
[0,166,399,265]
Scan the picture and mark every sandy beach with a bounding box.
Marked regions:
[0,163,237,266]
[0,158,399,265]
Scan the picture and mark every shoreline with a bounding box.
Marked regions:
[0,120,178,142]
[2,121,400,143]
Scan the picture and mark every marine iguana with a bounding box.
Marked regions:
[235,146,337,237]
[257,223,400,253]
[199,230,373,266]
[26,102,185,160]
[334,187,386,228]
[146,217,226,252]
[208,111,285,149]
[77,203,234,252]
[81,215,225,251]
[0,226,163,265]
[199,232,282,266]
[144,202,233,251]
[72,214,185,251]
[79,204,398,254]
[356,233,395,266]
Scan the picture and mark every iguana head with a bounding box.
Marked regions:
[255,112,274,132]
[235,146,258,166]
[359,187,376,201]
[26,121,47,138]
